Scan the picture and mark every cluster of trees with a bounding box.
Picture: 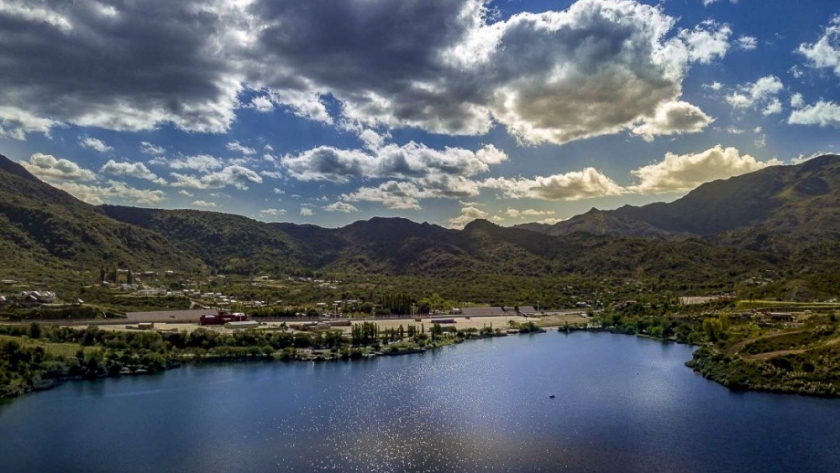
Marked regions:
[1,306,99,321]
[99,265,134,284]
[1,314,538,398]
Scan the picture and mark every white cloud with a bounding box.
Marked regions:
[55,180,167,205]
[790,93,805,109]
[628,145,782,194]
[704,82,723,91]
[171,165,263,190]
[679,21,732,64]
[79,137,113,153]
[448,206,488,229]
[762,98,782,116]
[140,142,165,155]
[300,207,314,216]
[20,153,96,182]
[100,160,164,183]
[788,101,840,128]
[0,3,72,31]
[505,208,555,219]
[483,168,624,201]
[248,95,274,112]
[359,129,387,150]
[226,140,256,156]
[481,4,724,145]
[259,208,286,217]
[264,90,333,125]
[168,155,224,172]
[736,36,757,51]
[726,76,784,113]
[323,202,359,213]
[0,106,58,140]
[631,101,713,141]
[178,190,193,197]
[798,16,840,76]
[283,142,507,183]
[753,127,767,148]
[192,200,217,208]
[343,181,423,210]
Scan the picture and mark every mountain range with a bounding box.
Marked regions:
[517,154,840,269]
[1,152,838,289]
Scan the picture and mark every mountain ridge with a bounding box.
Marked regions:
[1,152,837,285]
[521,155,840,238]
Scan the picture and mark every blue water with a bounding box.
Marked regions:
[1,332,839,473]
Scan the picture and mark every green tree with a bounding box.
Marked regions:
[27,322,42,340]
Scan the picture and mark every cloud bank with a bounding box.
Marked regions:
[0,0,722,145]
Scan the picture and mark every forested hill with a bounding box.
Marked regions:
[0,152,835,285]
[99,205,774,284]
[520,154,840,241]
[0,154,198,279]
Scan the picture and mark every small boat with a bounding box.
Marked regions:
[549,395,556,399]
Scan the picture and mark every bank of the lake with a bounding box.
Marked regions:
[0,321,546,398]
[2,332,840,473]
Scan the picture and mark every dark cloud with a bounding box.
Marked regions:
[1,0,722,144]
[0,0,239,134]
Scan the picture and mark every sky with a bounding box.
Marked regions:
[1,0,839,229]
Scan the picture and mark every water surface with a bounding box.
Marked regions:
[2,332,839,473]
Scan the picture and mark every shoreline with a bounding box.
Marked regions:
[4,320,838,401]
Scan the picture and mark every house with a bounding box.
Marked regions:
[225,320,260,329]
[518,306,538,315]
[18,290,56,305]
[459,307,507,317]
[767,312,794,322]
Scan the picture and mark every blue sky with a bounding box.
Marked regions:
[1,0,839,228]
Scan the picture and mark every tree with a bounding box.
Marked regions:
[28,322,42,340]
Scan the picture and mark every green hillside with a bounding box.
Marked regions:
[1,152,837,297]
[0,154,197,281]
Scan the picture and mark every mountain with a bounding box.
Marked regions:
[1,151,833,289]
[100,205,772,284]
[98,205,308,274]
[0,154,197,280]
[521,156,840,267]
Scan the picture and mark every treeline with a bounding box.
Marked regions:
[0,306,100,321]
[0,320,469,398]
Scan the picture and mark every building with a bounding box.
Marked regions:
[225,320,260,329]
[18,290,56,306]
[518,306,538,315]
[459,307,508,317]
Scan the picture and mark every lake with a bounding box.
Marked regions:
[2,332,840,473]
